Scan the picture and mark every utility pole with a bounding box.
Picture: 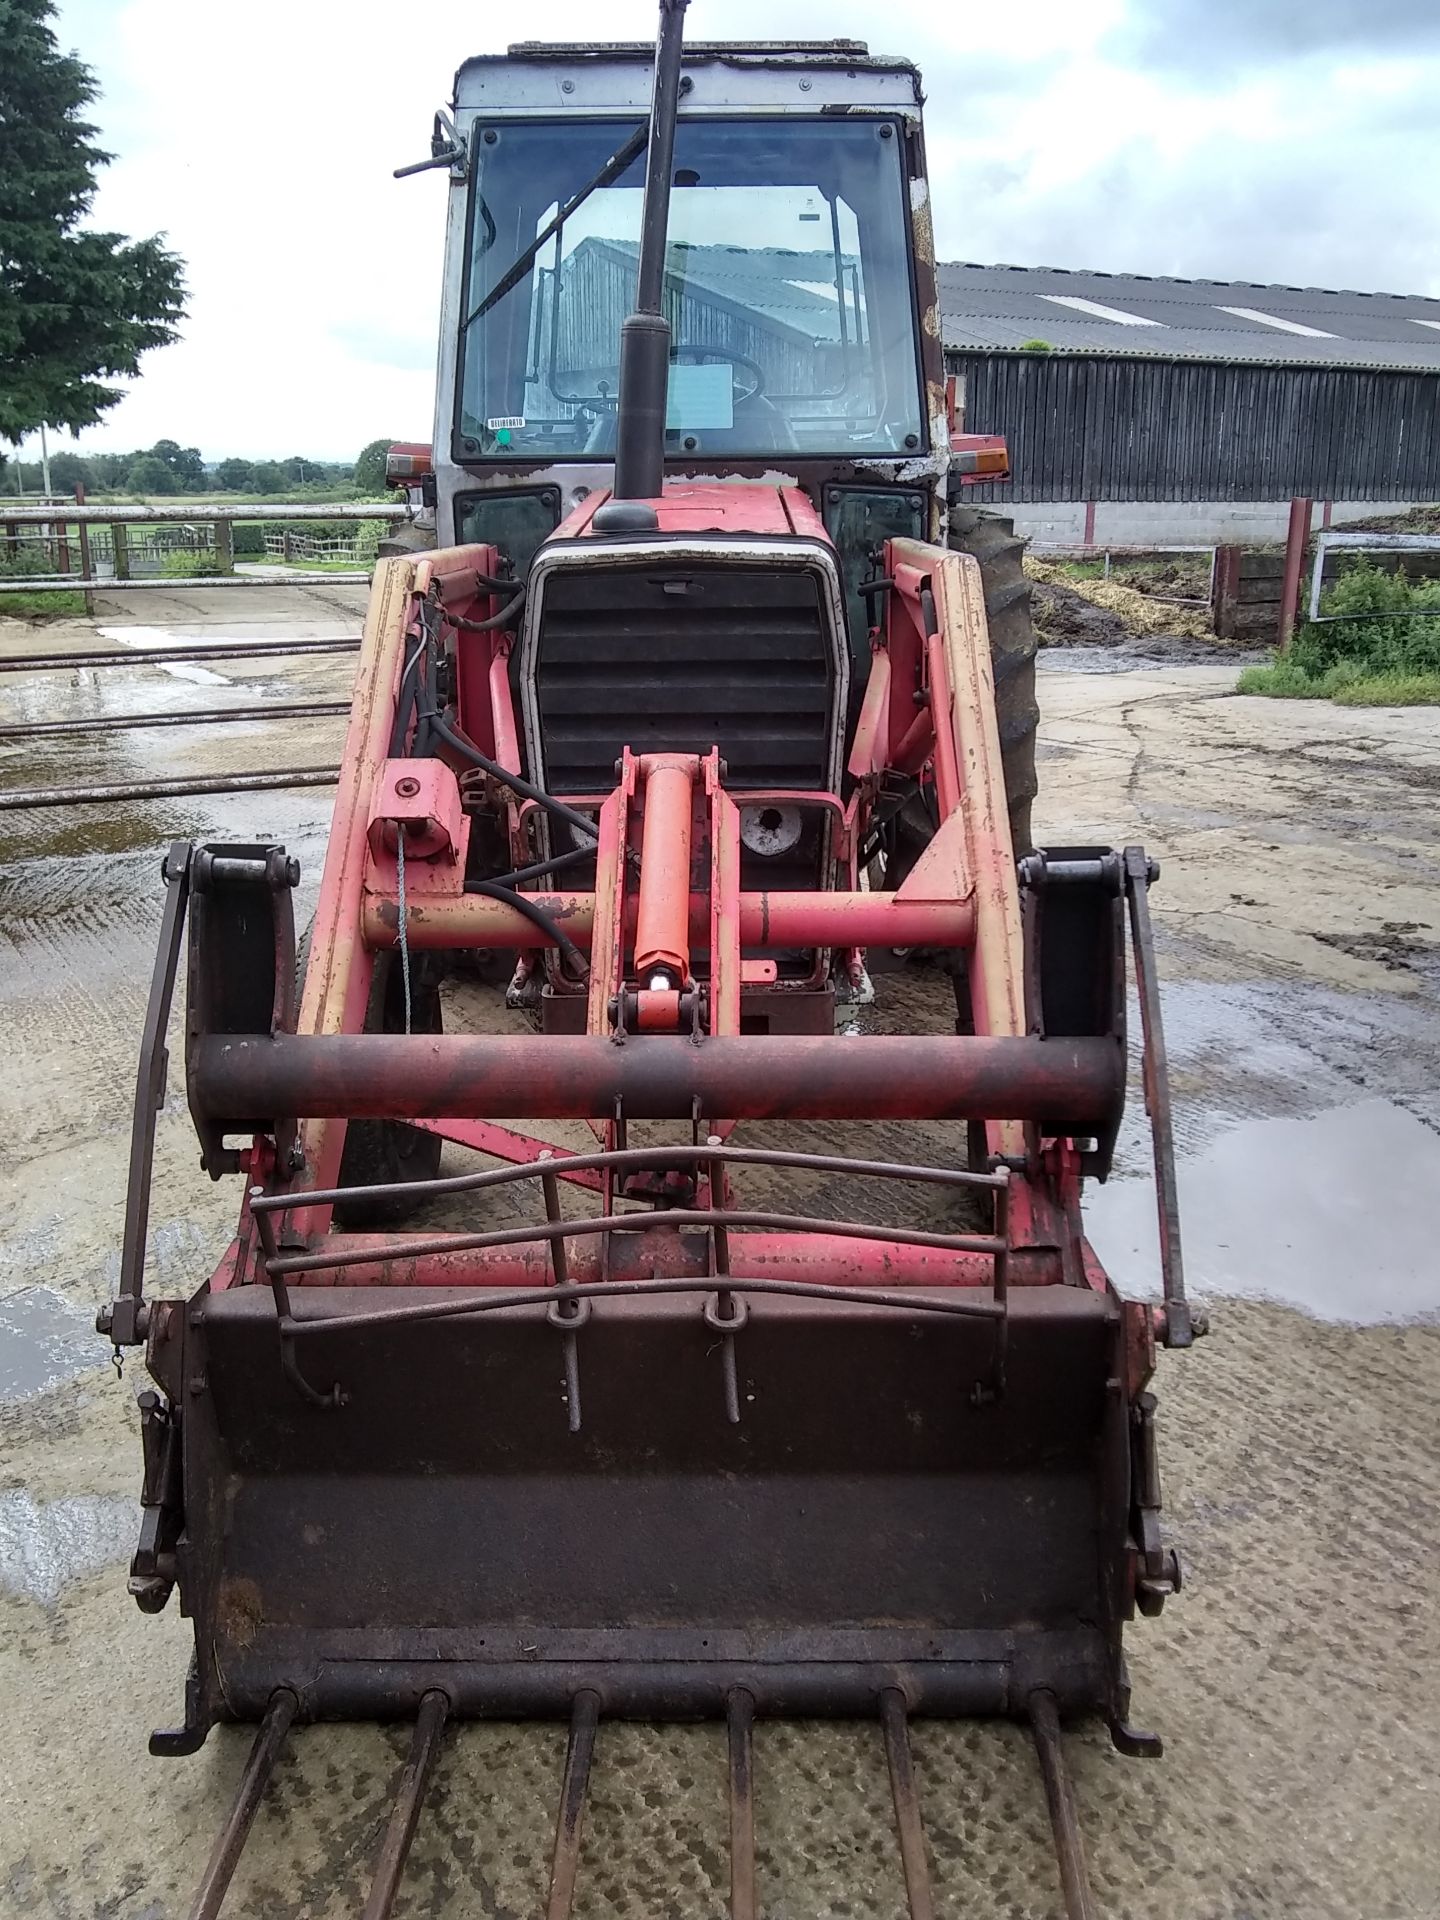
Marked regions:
[39,423,53,496]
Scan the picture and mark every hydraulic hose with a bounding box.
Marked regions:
[468,881,588,975]
[427,710,598,845]
[445,590,526,634]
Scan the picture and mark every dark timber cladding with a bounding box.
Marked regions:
[952,352,1440,503]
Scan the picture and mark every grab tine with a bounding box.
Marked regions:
[187,1689,296,1920]
[360,1690,449,1920]
[726,1688,758,1920]
[1028,1691,1099,1920]
[547,1690,600,1920]
[880,1690,935,1920]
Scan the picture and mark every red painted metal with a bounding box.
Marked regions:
[924,632,964,820]
[847,647,892,778]
[1082,500,1097,548]
[406,1117,607,1191]
[192,1031,1121,1126]
[263,1231,1010,1290]
[1278,496,1312,651]
[705,753,743,1037]
[586,755,636,1034]
[487,643,523,775]
[558,482,829,543]
[362,889,975,952]
[634,754,699,989]
[366,759,468,881]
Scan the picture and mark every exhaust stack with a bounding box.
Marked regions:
[608,0,689,505]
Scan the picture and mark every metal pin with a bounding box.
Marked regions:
[727,1688,758,1920]
[547,1690,600,1920]
[880,1689,935,1920]
[186,1689,296,1920]
[1029,1691,1099,1920]
[707,1137,742,1424]
[541,1156,585,1433]
[359,1691,449,1920]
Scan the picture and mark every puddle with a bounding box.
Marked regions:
[1086,1096,1440,1323]
[0,1491,136,1606]
[0,1288,102,1400]
[96,625,232,686]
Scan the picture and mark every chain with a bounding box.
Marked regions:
[396,822,413,1035]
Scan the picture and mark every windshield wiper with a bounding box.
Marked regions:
[460,121,648,335]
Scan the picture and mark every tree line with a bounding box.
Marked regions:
[2,438,398,498]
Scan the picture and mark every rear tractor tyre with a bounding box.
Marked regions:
[377,518,438,560]
[946,505,1038,857]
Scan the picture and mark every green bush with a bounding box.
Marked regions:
[1239,559,1440,705]
[0,544,86,615]
[232,522,268,555]
[160,548,216,577]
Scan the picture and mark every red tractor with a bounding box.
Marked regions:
[104,9,1197,1916]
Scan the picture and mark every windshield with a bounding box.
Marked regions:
[457,117,926,463]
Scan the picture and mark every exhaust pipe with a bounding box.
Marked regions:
[607,0,689,508]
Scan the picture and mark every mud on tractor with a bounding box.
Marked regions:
[103,8,1199,1916]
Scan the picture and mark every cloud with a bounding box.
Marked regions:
[36,0,1440,464]
[1114,0,1440,71]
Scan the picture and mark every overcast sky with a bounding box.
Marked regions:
[30,0,1440,462]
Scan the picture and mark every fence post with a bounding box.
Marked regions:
[1277,497,1312,652]
[112,522,130,580]
[1211,544,1240,638]
[282,528,294,564]
[214,516,234,576]
[74,483,95,616]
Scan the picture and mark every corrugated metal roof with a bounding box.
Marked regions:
[937,263,1440,372]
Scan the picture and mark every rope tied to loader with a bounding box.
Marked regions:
[396,822,413,1036]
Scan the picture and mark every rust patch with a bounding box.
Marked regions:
[216,1575,265,1650]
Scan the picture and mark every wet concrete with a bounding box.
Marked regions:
[1,614,1437,1916]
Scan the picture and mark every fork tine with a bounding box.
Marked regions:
[359,1690,449,1920]
[187,1689,296,1920]
[880,1689,935,1920]
[1029,1690,1099,1920]
[727,1688,758,1920]
[546,1690,600,1920]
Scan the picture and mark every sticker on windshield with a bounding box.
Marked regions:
[486,416,526,431]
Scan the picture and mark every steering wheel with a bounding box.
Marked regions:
[671,343,767,404]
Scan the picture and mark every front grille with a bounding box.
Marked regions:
[527,563,839,795]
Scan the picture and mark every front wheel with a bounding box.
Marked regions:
[296,926,443,1226]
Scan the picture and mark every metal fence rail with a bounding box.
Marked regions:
[0,500,412,594]
[1306,529,1440,622]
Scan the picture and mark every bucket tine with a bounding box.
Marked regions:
[726,1688,758,1920]
[1028,1691,1098,1920]
[879,1689,935,1920]
[187,1689,296,1920]
[546,1690,600,1920]
[359,1690,449,1920]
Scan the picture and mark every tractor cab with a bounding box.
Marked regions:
[400,38,1004,640]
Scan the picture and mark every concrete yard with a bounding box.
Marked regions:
[1,590,1437,1918]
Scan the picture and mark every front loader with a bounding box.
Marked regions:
[103,9,1199,1916]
